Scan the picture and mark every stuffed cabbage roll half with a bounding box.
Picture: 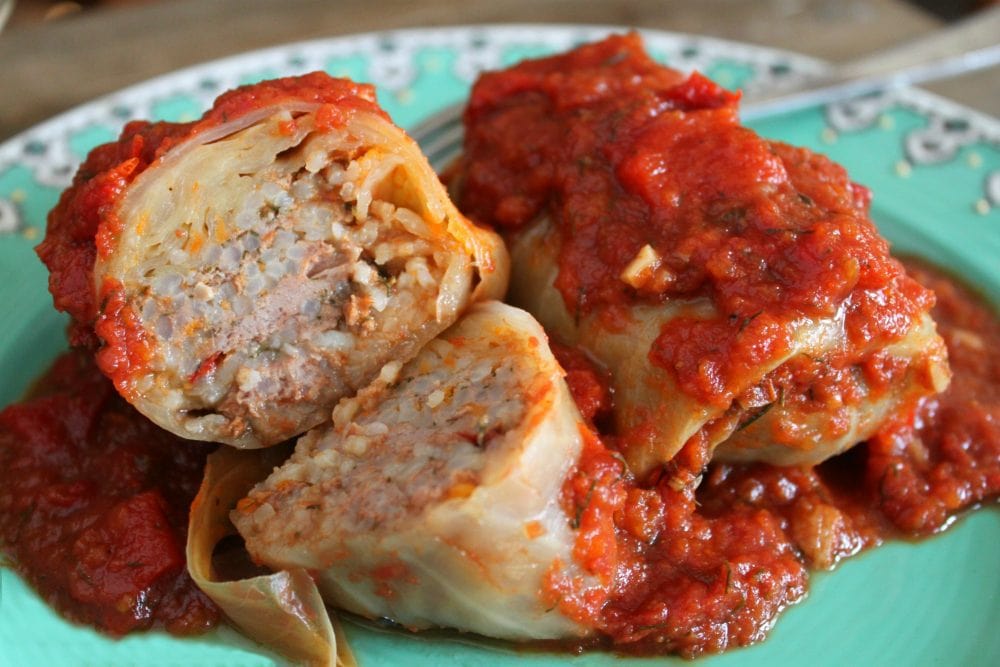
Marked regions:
[452,34,950,477]
[37,73,508,448]
[232,301,598,641]
[506,219,949,472]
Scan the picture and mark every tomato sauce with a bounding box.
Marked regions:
[867,263,1000,534]
[0,351,219,636]
[551,342,613,427]
[546,260,1000,657]
[458,33,931,411]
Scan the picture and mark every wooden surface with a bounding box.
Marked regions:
[0,0,996,141]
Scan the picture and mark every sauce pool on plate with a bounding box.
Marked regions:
[0,352,219,636]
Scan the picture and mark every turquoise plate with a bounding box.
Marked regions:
[0,25,997,667]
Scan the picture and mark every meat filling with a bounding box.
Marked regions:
[238,321,533,540]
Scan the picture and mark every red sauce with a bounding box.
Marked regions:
[0,351,219,636]
[92,277,154,399]
[546,260,1000,656]
[458,33,932,412]
[866,263,1000,534]
[551,342,613,426]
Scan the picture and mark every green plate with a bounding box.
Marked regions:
[0,25,997,667]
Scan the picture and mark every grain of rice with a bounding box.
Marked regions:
[237,367,262,392]
[344,436,370,457]
[427,389,445,408]
[192,282,214,300]
[394,208,431,239]
[314,330,355,352]
[379,360,403,384]
[369,285,389,312]
[156,315,173,340]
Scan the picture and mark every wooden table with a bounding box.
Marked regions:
[0,0,996,141]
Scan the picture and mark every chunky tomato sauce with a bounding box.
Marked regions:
[458,34,931,412]
[544,260,1000,656]
[0,352,218,635]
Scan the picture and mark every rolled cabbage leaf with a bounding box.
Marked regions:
[38,72,508,448]
[454,34,951,477]
[232,301,597,641]
[507,217,949,473]
[187,443,354,667]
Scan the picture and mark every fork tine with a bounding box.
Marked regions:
[421,123,465,171]
[411,102,463,146]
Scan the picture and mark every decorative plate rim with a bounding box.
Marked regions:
[3,23,828,163]
[1,24,996,210]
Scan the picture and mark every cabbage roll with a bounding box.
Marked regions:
[232,301,595,641]
[453,34,950,477]
[38,73,508,448]
[507,218,949,472]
